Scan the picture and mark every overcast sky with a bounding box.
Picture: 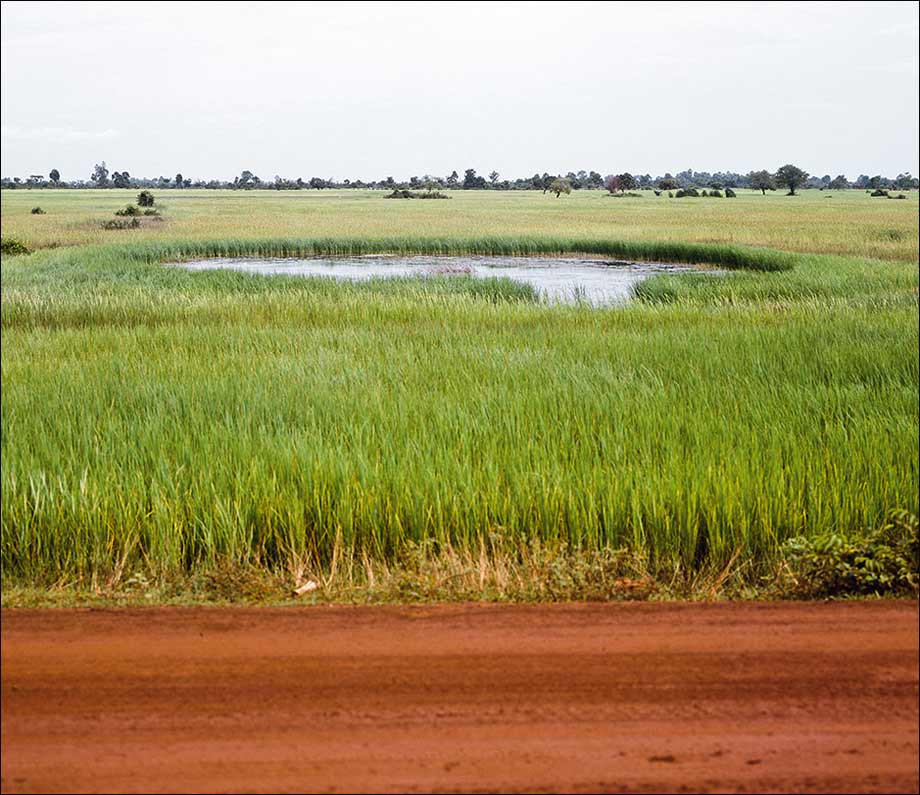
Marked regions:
[1,1,918,181]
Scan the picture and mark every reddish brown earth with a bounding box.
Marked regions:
[1,602,918,794]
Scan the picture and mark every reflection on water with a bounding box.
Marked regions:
[180,255,714,305]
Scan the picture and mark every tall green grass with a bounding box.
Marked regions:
[0,211,920,596]
[126,235,796,270]
[1,233,917,593]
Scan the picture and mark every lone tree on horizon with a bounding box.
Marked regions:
[748,170,776,195]
[774,164,809,195]
[91,161,109,187]
[548,178,571,198]
[49,168,60,185]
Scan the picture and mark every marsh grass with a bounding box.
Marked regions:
[1,194,917,602]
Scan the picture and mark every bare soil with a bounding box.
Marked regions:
[2,602,917,794]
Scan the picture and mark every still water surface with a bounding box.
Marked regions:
[180,255,713,304]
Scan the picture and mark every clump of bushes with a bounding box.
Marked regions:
[607,192,642,198]
[1,236,30,255]
[780,511,918,598]
[115,204,161,217]
[112,204,163,221]
[870,188,889,197]
[384,189,450,199]
[137,190,155,207]
[30,207,46,215]
[101,218,141,230]
[674,187,732,198]
[888,193,907,200]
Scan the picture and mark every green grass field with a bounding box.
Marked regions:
[1,189,917,603]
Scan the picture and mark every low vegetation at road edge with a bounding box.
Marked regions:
[3,511,916,607]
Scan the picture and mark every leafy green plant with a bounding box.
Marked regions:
[137,191,155,207]
[30,207,46,215]
[1,236,30,255]
[101,218,141,230]
[115,205,141,217]
[781,511,919,597]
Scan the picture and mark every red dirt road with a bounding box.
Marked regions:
[2,602,918,794]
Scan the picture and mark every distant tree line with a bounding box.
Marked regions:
[2,162,918,192]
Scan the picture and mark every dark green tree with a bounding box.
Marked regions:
[91,161,109,187]
[747,170,776,195]
[463,169,486,189]
[774,164,809,195]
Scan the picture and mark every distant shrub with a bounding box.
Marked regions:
[781,511,918,598]
[114,205,142,217]
[653,189,661,196]
[870,188,889,197]
[137,191,155,207]
[724,188,736,198]
[384,189,450,199]
[30,207,46,215]
[1,236,30,255]
[709,189,723,198]
[606,192,642,198]
[101,218,141,230]
[674,188,700,198]
[143,208,160,215]
[667,191,673,198]
[888,193,907,200]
